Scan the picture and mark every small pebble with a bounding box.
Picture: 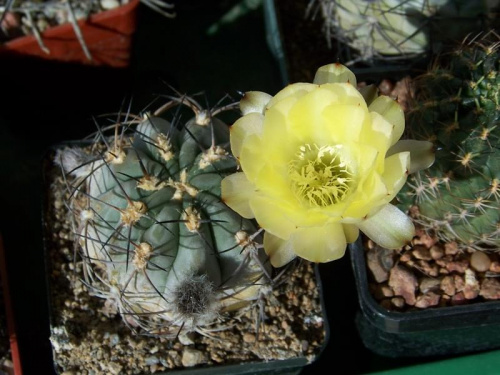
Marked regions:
[463,269,480,300]
[413,245,432,260]
[430,245,444,260]
[391,297,406,308]
[440,276,455,296]
[243,333,256,344]
[366,245,395,283]
[378,79,394,96]
[181,348,208,367]
[145,356,159,365]
[108,333,119,347]
[454,274,465,292]
[417,260,439,277]
[444,242,459,255]
[415,292,440,308]
[419,277,440,294]
[301,340,309,352]
[470,252,491,272]
[399,252,412,263]
[446,258,469,274]
[490,261,500,273]
[480,279,500,300]
[107,362,122,375]
[389,265,417,305]
[178,332,196,346]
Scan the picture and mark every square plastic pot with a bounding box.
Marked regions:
[0,0,139,67]
[42,142,330,375]
[350,238,500,358]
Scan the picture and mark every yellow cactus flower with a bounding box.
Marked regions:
[222,63,434,267]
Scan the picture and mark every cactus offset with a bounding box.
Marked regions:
[399,32,500,250]
[57,95,271,336]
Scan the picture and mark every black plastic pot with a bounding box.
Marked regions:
[350,238,500,358]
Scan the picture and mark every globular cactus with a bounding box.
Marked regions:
[398,32,500,250]
[309,0,497,64]
[57,95,271,336]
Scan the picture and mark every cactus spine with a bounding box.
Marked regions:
[399,32,500,250]
[58,95,271,336]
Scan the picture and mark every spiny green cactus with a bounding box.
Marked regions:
[309,0,497,64]
[398,32,500,250]
[57,95,272,337]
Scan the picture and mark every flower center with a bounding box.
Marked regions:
[289,144,354,207]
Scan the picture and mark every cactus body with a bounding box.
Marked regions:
[399,34,500,249]
[314,0,497,63]
[61,97,271,336]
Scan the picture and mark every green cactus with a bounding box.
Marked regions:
[310,0,497,64]
[57,95,272,336]
[398,32,500,250]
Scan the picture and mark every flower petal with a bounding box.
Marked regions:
[288,85,368,144]
[368,95,405,146]
[356,204,415,249]
[320,83,366,107]
[360,112,393,172]
[288,87,342,143]
[255,163,296,203]
[230,113,264,159]
[221,172,256,219]
[313,63,357,86]
[266,83,316,110]
[249,195,297,240]
[240,91,272,115]
[261,96,302,166]
[387,140,435,174]
[239,133,265,184]
[290,223,347,263]
[343,172,388,219]
[264,232,297,267]
[382,151,410,198]
[322,104,369,145]
[343,224,360,243]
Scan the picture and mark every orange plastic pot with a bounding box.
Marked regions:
[0,0,139,68]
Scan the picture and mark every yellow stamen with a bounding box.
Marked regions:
[288,144,354,207]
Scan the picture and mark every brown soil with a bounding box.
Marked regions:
[43,153,326,374]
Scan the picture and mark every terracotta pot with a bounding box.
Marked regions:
[0,0,139,67]
[0,234,22,375]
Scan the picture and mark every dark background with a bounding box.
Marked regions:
[0,1,461,374]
